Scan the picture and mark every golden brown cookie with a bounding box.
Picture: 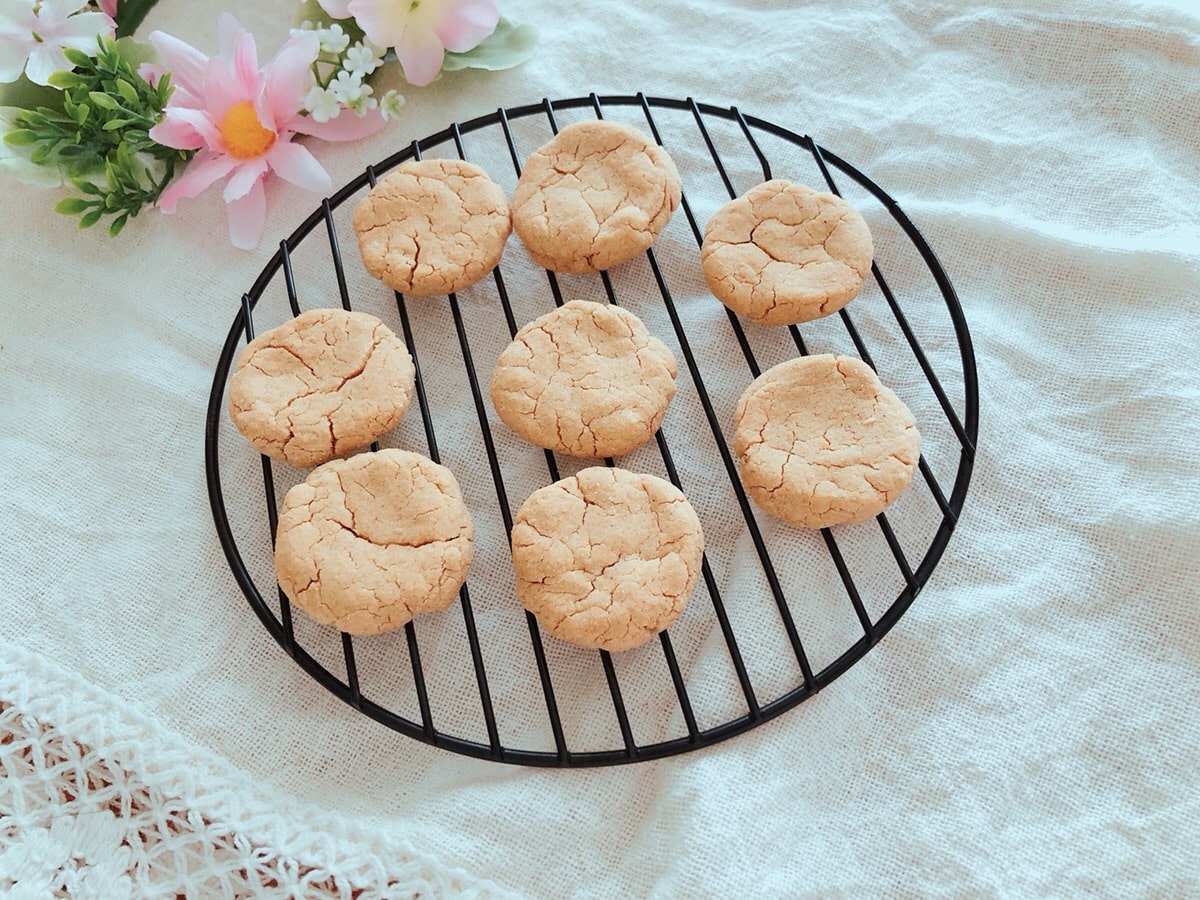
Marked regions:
[228,308,415,468]
[352,159,511,297]
[274,449,474,636]
[511,121,682,274]
[511,467,704,652]
[733,354,920,528]
[490,300,678,457]
[701,180,873,326]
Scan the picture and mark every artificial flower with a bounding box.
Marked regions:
[97,0,115,16]
[0,0,114,86]
[320,0,499,86]
[303,84,341,123]
[343,40,383,78]
[148,13,385,249]
[315,22,349,54]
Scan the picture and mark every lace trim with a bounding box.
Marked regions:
[0,641,515,898]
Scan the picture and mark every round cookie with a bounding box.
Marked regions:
[353,158,511,297]
[511,467,704,652]
[274,449,474,636]
[490,300,678,457]
[229,308,415,468]
[701,180,874,326]
[733,354,920,528]
[511,120,682,274]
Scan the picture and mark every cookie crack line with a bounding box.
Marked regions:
[334,521,466,550]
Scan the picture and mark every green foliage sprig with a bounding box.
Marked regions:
[3,36,193,236]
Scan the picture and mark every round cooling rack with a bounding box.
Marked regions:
[205,93,980,767]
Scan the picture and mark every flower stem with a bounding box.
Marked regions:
[114,0,160,38]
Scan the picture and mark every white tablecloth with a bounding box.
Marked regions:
[2,0,1198,895]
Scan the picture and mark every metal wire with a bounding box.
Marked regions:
[204,94,980,767]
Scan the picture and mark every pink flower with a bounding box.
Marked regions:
[329,0,498,86]
[0,0,114,86]
[149,14,385,249]
[97,0,117,17]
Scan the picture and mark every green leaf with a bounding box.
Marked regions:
[3,129,40,147]
[89,91,121,110]
[441,18,537,73]
[102,118,136,131]
[63,48,93,68]
[47,71,87,90]
[75,103,90,125]
[56,144,85,156]
[114,0,160,39]
[108,213,129,237]
[111,36,158,69]
[55,197,91,215]
[73,179,104,195]
[79,208,103,229]
[29,142,52,164]
[115,79,140,105]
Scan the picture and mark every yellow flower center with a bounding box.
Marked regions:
[220,101,275,160]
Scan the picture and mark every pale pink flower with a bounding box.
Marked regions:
[149,13,385,249]
[0,0,114,86]
[97,0,116,17]
[327,0,498,86]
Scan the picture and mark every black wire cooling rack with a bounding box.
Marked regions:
[205,93,979,767]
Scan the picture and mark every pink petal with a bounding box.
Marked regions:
[266,140,330,193]
[395,27,446,87]
[148,30,208,96]
[346,0,405,50]
[435,0,498,53]
[216,12,242,59]
[148,107,219,150]
[227,177,267,250]
[203,55,246,122]
[315,0,352,18]
[158,152,238,213]
[231,30,261,98]
[291,107,387,142]
[223,158,269,202]
[263,31,318,128]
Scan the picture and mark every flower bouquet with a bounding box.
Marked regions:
[0,0,534,246]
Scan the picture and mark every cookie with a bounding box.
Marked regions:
[228,308,415,468]
[353,159,511,297]
[511,467,704,652]
[733,354,920,528]
[490,300,678,457]
[701,180,873,326]
[511,120,682,274]
[274,449,474,636]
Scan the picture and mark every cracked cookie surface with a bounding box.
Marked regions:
[274,449,474,636]
[228,308,415,468]
[490,299,678,457]
[701,180,873,326]
[511,121,682,274]
[353,159,511,297]
[733,354,920,528]
[511,467,704,652]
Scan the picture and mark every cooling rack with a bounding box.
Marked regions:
[205,93,979,767]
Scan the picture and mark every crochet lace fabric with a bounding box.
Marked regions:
[0,647,512,899]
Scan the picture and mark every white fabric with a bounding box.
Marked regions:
[3,0,1199,895]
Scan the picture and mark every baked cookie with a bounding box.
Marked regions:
[490,300,678,457]
[353,159,511,296]
[274,449,474,635]
[229,308,415,468]
[733,354,920,528]
[511,121,682,273]
[511,467,704,652]
[701,180,873,326]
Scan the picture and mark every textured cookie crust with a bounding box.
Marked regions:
[511,467,704,652]
[701,180,873,326]
[274,449,474,636]
[733,354,920,528]
[228,309,415,468]
[352,159,511,297]
[490,300,678,457]
[511,121,682,274]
